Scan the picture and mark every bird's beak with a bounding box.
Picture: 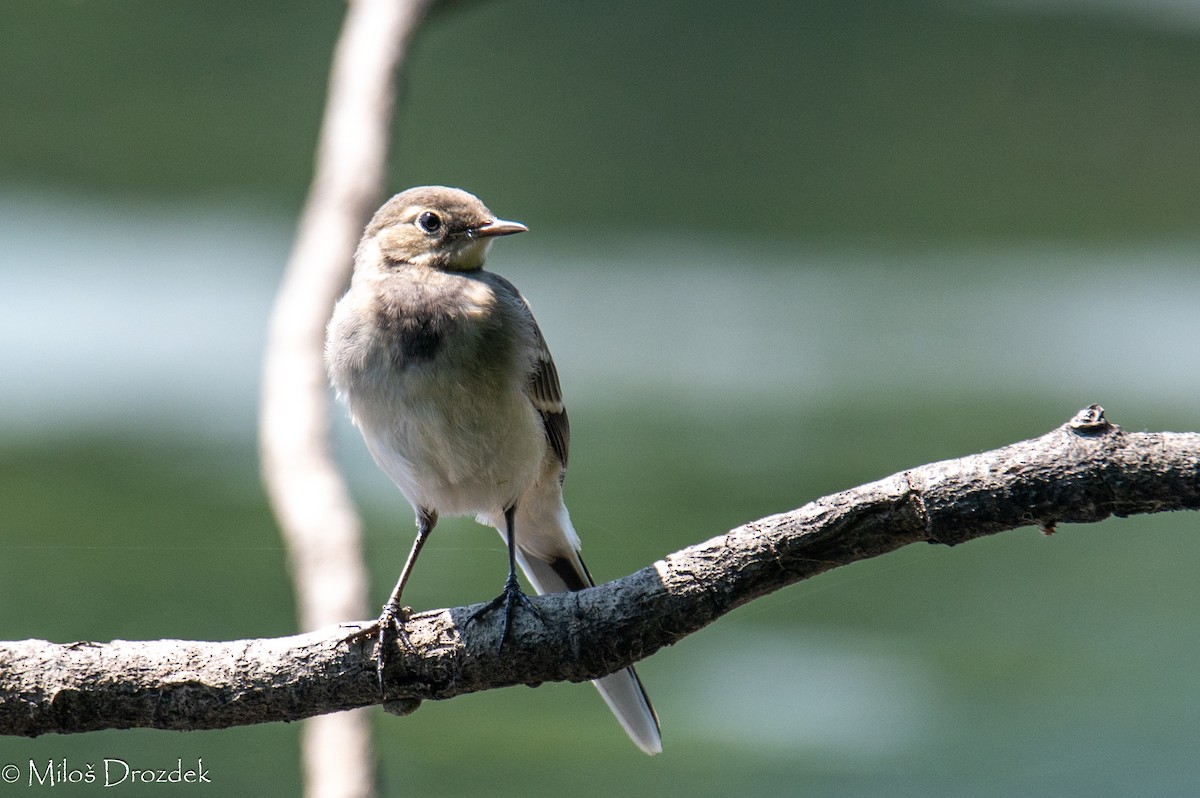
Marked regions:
[469,218,528,238]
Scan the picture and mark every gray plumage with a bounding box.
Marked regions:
[325,186,661,755]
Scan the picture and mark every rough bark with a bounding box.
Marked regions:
[2,406,1196,737]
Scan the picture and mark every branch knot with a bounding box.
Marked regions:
[1068,403,1113,436]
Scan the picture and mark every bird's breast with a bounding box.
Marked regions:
[325,270,543,514]
[374,276,495,368]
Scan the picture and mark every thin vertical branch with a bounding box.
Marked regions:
[258,1,433,797]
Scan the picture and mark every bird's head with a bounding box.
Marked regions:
[360,186,527,272]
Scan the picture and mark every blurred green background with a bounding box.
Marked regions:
[2,0,1199,795]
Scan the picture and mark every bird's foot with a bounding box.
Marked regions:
[469,575,543,650]
[344,602,415,694]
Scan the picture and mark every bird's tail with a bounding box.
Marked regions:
[507,502,662,755]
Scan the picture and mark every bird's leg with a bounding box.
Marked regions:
[470,504,542,649]
[346,508,437,694]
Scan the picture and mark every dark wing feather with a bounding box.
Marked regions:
[487,273,570,469]
[528,334,570,468]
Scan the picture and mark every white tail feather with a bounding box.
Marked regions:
[511,538,662,755]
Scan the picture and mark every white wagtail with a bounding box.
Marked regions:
[325,186,661,755]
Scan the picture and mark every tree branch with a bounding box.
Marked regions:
[257,0,431,796]
[3,406,1197,737]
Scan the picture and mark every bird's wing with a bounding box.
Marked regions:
[527,327,570,469]
[487,273,570,468]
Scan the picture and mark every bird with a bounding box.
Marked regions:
[324,185,662,755]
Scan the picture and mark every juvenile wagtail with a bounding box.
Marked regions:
[325,186,661,755]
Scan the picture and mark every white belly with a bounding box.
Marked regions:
[353,363,545,517]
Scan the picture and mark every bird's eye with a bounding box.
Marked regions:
[417,211,441,234]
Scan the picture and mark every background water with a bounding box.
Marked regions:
[2,1,1199,796]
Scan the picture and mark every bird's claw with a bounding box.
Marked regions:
[344,603,415,695]
[376,602,417,692]
[469,576,543,651]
